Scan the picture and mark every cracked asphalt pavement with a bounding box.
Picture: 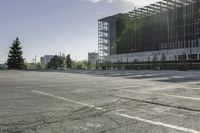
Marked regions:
[0,70,200,133]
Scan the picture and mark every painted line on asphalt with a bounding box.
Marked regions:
[162,93,200,101]
[114,112,200,133]
[32,90,95,108]
[113,88,200,101]
[32,90,200,133]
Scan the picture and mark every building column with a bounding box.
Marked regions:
[197,53,200,60]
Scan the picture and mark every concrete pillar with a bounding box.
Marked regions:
[197,53,200,60]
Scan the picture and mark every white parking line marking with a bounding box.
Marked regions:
[95,107,104,110]
[32,90,200,133]
[32,90,95,108]
[161,93,200,101]
[113,88,200,101]
[114,112,200,133]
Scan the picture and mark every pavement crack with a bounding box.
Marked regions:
[104,114,121,126]
[115,95,200,113]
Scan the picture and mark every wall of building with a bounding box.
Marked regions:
[88,52,98,65]
[107,47,200,63]
[98,14,127,63]
[40,55,54,65]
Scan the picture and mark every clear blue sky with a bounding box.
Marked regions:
[0,0,158,63]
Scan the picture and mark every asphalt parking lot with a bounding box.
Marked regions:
[0,70,200,133]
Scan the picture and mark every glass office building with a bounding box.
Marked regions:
[98,0,200,65]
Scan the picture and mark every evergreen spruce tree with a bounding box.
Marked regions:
[6,38,25,69]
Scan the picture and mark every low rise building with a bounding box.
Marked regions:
[88,52,98,65]
[40,55,54,65]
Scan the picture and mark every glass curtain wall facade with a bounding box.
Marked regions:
[98,0,200,63]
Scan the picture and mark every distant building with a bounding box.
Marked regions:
[40,55,54,65]
[88,52,98,65]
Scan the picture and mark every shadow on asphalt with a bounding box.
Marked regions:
[63,70,200,83]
